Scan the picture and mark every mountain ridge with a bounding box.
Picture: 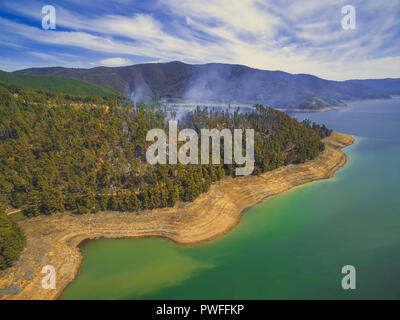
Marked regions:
[0,70,123,98]
[14,61,400,109]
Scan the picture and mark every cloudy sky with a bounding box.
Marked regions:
[0,0,399,80]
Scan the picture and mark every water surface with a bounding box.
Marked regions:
[62,97,400,300]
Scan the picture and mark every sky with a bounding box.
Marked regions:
[0,0,399,80]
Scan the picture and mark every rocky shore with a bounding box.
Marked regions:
[0,132,354,300]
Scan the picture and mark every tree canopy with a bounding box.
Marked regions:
[0,83,330,217]
[0,202,25,270]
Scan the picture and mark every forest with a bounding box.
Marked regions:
[0,82,331,217]
[0,70,123,99]
[0,81,332,269]
[0,202,25,270]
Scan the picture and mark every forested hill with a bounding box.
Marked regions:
[346,79,400,96]
[15,61,399,109]
[0,203,25,270]
[0,82,329,219]
[0,70,123,99]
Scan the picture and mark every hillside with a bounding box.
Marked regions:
[0,203,25,270]
[0,82,328,217]
[346,79,400,96]
[0,70,123,99]
[15,61,399,109]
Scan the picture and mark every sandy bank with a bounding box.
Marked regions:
[276,105,351,113]
[0,132,354,300]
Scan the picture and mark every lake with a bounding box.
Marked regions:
[62,97,400,300]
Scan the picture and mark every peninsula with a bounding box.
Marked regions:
[0,132,354,300]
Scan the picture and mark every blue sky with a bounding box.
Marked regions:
[0,0,399,80]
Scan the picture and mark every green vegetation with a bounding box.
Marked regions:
[0,83,330,218]
[184,105,328,174]
[0,202,26,270]
[0,70,123,99]
[301,119,333,138]
[297,96,339,109]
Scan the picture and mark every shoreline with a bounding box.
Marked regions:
[0,132,354,300]
[163,103,351,113]
[276,105,351,113]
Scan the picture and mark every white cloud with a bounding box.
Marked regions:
[98,57,133,67]
[1,0,399,80]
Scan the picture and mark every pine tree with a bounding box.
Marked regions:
[0,202,26,270]
[25,189,41,217]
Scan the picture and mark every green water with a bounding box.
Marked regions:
[62,98,400,300]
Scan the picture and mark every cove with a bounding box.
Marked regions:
[62,97,400,300]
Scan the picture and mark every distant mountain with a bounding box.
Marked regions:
[346,79,400,96]
[15,61,399,109]
[0,70,123,98]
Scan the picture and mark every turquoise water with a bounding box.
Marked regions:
[62,98,400,300]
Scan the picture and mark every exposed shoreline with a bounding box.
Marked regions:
[276,105,351,113]
[164,103,351,113]
[0,132,354,300]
